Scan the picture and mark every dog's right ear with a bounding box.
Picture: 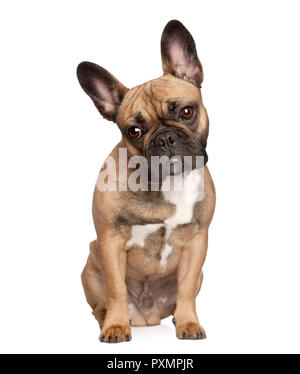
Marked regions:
[161,20,203,87]
[77,62,128,122]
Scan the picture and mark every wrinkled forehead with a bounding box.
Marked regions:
[117,75,202,125]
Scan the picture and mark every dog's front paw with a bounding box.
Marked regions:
[174,319,206,340]
[100,324,131,343]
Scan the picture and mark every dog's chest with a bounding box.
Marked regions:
[126,170,202,271]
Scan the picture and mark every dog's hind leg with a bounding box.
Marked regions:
[81,240,107,330]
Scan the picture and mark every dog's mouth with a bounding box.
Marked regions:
[145,127,207,182]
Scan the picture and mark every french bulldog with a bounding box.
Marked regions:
[77,20,216,343]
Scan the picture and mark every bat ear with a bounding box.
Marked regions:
[161,20,203,87]
[77,61,128,122]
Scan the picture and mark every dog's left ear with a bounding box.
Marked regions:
[77,61,128,122]
[161,20,203,87]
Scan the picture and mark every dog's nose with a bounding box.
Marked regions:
[156,131,177,148]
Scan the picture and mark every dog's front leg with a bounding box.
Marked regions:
[174,228,208,340]
[98,228,131,343]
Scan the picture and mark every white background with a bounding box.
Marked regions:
[0,0,300,354]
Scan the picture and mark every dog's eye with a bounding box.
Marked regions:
[128,126,143,139]
[179,106,194,120]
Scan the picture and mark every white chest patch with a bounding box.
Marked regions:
[126,169,203,270]
[126,223,163,249]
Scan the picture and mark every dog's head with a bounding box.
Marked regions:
[77,20,209,177]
